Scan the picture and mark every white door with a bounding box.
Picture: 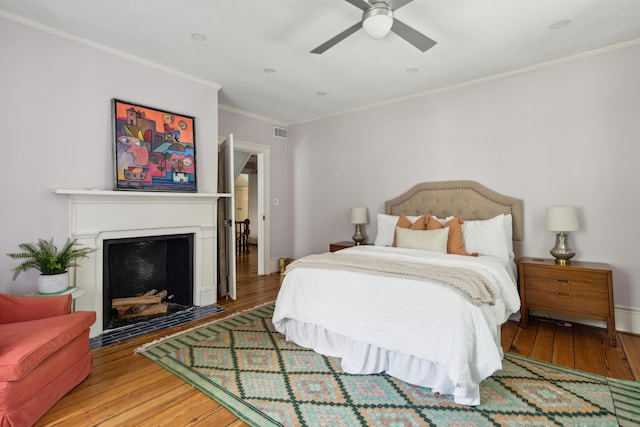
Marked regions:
[220,135,236,299]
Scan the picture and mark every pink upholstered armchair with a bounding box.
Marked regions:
[0,294,96,427]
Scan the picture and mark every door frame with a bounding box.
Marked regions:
[219,137,271,275]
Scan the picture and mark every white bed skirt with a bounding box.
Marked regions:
[277,318,482,405]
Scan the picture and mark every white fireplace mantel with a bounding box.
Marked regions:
[54,189,230,337]
[54,189,231,199]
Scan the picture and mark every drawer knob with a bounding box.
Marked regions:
[557,292,572,298]
[556,279,571,285]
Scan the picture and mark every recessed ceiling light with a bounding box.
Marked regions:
[316,91,327,96]
[190,33,207,41]
[406,67,419,73]
[549,19,571,30]
[263,68,277,74]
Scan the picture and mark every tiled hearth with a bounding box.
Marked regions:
[90,304,225,349]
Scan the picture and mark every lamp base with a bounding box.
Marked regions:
[550,231,575,265]
[352,224,365,246]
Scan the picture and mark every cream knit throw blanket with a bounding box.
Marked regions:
[285,253,498,306]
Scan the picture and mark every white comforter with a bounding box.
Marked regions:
[272,245,521,405]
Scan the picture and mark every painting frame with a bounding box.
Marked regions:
[112,99,197,192]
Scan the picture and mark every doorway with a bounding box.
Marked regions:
[235,166,255,276]
[230,138,271,276]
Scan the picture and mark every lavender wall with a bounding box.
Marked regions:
[218,110,293,261]
[288,44,640,323]
[0,18,220,294]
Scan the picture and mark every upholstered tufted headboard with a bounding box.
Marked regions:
[385,180,524,261]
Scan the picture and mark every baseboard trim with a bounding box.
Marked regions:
[270,258,280,274]
[615,306,640,335]
[517,307,640,335]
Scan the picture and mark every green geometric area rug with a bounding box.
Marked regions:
[137,303,640,427]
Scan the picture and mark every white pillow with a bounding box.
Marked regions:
[432,215,448,225]
[504,214,515,259]
[395,227,449,253]
[374,214,421,247]
[462,214,510,259]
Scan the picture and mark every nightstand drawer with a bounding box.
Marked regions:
[523,265,609,317]
[523,274,608,299]
[522,265,609,289]
[525,287,609,318]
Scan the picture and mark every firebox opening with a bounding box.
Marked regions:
[103,233,194,330]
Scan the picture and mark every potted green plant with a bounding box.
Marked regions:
[7,238,96,293]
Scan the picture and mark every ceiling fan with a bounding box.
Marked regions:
[311,0,437,54]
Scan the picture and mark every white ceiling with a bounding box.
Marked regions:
[2,0,640,125]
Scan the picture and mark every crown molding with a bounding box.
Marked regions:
[0,10,222,91]
[289,38,640,126]
[218,104,286,128]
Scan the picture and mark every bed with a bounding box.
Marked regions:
[272,180,523,405]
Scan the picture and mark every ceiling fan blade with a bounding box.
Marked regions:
[391,18,437,52]
[343,0,372,11]
[310,22,362,54]
[387,0,414,10]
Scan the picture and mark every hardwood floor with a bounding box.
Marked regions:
[36,249,640,426]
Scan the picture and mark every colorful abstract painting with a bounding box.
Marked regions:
[112,99,196,192]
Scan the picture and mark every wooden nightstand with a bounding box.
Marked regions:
[329,241,360,252]
[519,257,616,346]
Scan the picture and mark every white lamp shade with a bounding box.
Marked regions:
[546,206,579,232]
[362,10,393,39]
[350,206,368,224]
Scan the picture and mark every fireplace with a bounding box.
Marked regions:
[54,189,223,337]
[103,233,194,330]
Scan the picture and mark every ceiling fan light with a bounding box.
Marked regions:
[362,6,393,39]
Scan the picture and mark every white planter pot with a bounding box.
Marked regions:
[38,272,70,294]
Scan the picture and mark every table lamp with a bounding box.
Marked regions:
[546,206,579,265]
[350,207,368,245]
